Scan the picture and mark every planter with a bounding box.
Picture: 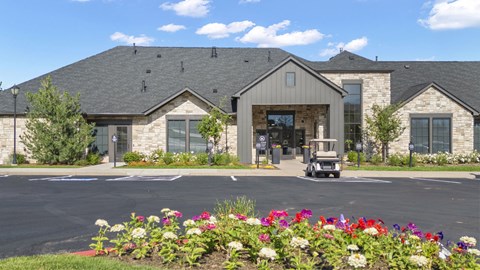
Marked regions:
[272,148,281,164]
[303,148,310,164]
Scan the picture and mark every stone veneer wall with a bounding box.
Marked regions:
[132,92,237,156]
[0,116,27,164]
[391,87,474,154]
[251,105,327,160]
[320,73,391,126]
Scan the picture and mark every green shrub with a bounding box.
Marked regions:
[86,152,101,165]
[369,154,382,165]
[436,152,448,166]
[73,159,89,166]
[177,152,194,164]
[387,153,403,166]
[213,153,239,166]
[347,151,366,163]
[10,153,28,164]
[195,153,209,165]
[214,196,257,218]
[123,151,144,164]
[148,149,164,163]
[402,154,417,167]
[162,152,175,165]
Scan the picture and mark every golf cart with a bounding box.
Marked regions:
[305,139,341,178]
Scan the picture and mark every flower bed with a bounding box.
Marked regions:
[90,208,479,269]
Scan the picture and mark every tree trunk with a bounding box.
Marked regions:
[381,143,386,162]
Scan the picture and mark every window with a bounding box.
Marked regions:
[343,84,362,152]
[411,116,451,153]
[91,126,108,156]
[167,118,206,153]
[286,72,295,87]
[475,118,480,151]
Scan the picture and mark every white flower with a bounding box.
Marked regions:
[228,214,238,220]
[347,254,367,268]
[363,227,378,236]
[258,247,277,261]
[246,218,261,225]
[186,228,202,235]
[163,231,178,240]
[460,236,477,247]
[209,216,217,224]
[347,244,359,251]
[161,208,171,213]
[95,219,109,227]
[290,237,309,249]
[468,248,480,256]
[147,215,160,223]
[131,228,146,238]
[183,219,195,227]
[227,241,243,250]
[110,224,125,232]
[323,224,336,231]
[409,255,429,267]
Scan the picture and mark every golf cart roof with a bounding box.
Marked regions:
[309,139,338,143]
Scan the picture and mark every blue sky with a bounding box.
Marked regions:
[1,0,479,89]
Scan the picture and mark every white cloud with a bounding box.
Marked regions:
[419,0,480,30]
[160,0,210,18]
[239,0,260,3]
[319,37,368,57]
[237,20,324,47]
[110,32,154,45]
[158,24,187,32]
[196,21,255,39]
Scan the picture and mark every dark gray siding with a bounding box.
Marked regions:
[237,61,344,162]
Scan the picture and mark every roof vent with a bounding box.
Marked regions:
[375,56,378,61]
[211,46,218,58]
[349,56,354,60]
[133,43,137,55]
[404,65,410,69]
[181,61,184,72]
[157,54,161,58]
[146,69,151,74]
[141,80,147,92]
[213,89,218,93]
[244,59,249,63]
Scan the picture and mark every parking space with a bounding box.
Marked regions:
[29,175,98,181]
[105,175,182,181]
[296,176,392,183]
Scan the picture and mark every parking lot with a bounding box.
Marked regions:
[0,174,478,259]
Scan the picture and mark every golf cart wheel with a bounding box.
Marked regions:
[334,172,340,178]
[305,168,312,177]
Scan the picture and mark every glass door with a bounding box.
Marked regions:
[267,111,295,159]
[112,125,131,162]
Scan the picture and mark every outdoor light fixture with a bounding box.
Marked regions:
[355,141,362,168]
[408,141,415,168]
[11,85,20,165]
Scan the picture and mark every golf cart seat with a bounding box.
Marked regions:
[315,151,337,158]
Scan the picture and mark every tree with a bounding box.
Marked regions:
[197,97,231,152]
[365,103,405,162]
[21,76,95,164]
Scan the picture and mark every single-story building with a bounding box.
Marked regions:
[0,46,479,164]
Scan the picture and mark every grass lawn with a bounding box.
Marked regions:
[343,164,480,171]
[0,254,160,270]
[0,164,83,168]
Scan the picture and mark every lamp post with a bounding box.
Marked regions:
[355,141,362,168]
[11,85,20,165]
[408,141,415,168]
[112,134,118,168]
[207,140,214,166]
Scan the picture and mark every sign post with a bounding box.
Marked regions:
[408,142,415,168]
[355,141,362,168]
[112,134,118,168]
[256,135,268,168]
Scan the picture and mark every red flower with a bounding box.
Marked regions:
[319,216,327,225]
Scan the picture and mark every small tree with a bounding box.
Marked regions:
[21,76,95,164]
[365,103,405,162]
[198,97,231,152]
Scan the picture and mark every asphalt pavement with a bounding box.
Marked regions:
[0,174,478,259]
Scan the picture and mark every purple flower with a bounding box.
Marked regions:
[413,230,423,238]
[327,217,336,224]
[407,222,418,232]
[393,224,401,231]
[162,217,171,225]
[279,219,289,228]
[258,233,270,242]
[300,209,312,219]
[335,221,345,230]
[457,241,468,250]
[392,233,398,238]
[436,231,444,241]
[340,214,346,223]
[192,215,200,221]
[261,217,271,227]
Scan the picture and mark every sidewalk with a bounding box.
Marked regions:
[0,159,478,179]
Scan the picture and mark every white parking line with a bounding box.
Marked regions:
[231,176,237,181]
[408,177,461,184]
[296,176,391,183]
[106,175,182,181]
[0,175,8,178]
[29,175,98,181]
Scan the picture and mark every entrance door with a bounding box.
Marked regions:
[267,111,295,159]
[109,125,132,162]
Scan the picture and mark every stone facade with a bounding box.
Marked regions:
[132,91,237,156]
[391,86,474,154]
[0,116,27,165]
[321,73,391,124]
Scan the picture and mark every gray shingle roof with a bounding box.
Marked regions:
[0,46,291,115]
[310,51,480,114]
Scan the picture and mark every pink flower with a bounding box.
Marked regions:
[206,223,216,230]
[162,218,171,226]
[271,210,288,218]
[323,233,334,239]
[173,211,183,218]
[136,216,145,222]
[200,211,211,220]
[236,214,247,221]
[259,234,270,242]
